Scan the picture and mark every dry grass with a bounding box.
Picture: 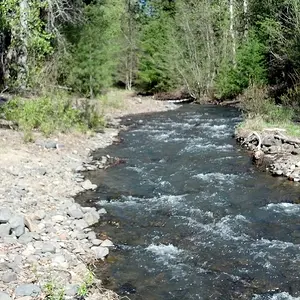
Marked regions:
[237,115,300,137]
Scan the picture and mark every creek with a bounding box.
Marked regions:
[77,104,300,300]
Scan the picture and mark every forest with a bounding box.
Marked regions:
[1,0,300,134]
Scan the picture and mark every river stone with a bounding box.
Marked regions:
[0,224,11,238]
[74,219,89,230]
[18,233,33,244]
[15,284,41,297]
[2,271,17,283]
[91,239,102,246]
[81,180,97,190]
[0,208,12,223]
[83,211,99,226]
[86,231,96,240]
[41,242,56,254]
[101,239,114,247]
[0,292,12,300]
[65,284,79,297]
[9,215,25,237]
[91,246,109,260]
[67,207,84,219]
[98,208,107,215]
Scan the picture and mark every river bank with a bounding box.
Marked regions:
[0,96,177,300]
[235,125,300,182]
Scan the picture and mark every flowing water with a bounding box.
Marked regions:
[77,105,300,300]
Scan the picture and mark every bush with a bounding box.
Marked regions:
[1,92,105,142]
[239,84,294,123]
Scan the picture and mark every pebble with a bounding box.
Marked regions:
[91,239,102,246]
[0,208,12,223]
[74,219,89,230]
[83,211,99,226]
[101,239,114,247]
[2,271,17,283]
[91,246,109,260]
[81,180,97,190]
[0,292,12,300]
[9,215,25,237]
[15,284,41,297]
[41,242,56,254]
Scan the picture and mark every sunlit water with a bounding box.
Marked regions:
[77,105,300,300]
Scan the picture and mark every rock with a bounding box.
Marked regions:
[83,211,99,226]
[22,244,36,256]
[86,231,96,240]
[44,141,57,149]
[275,170,283,176]
[0,292,12,300]
[262,136,277,147]
[91,239,102,246]
[18,233,33,244]
[101,239,114,247]
[33,210,46,221]
[74,219,89,230]
[81,180,97,191]
[41,242,56,254]
[15,284,41,297]
[0,208,12,223]
[15,297,32,300]
[2,271,17,283]
[0,224,11,238]
[52,215,65,223]
[65,284,79,297]
[91,246,109,260]
[24,216,36,232]
[67,207,84,220]
[98,208,107,215]
[9,215,25,237]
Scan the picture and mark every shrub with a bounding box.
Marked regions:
[1,92,105,142]
[239,84,294,123]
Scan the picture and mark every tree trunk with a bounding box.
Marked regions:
[229,0,236,66]
[243,0,248,36]
[18,0,29,91]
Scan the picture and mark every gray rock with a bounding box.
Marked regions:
[101,239,114,247]
[9,215,25,237]
[81,180,97,190]
[41,242,56,254]
[2,271,17,283]
[84,211,99,226]
[98,208,107,215]
[44,141,57,149]
[91,239,102,246]
[65,284,79,297]
[33,210,46,220]
[0,224,11,238]
[0,292,12,300]
[86,231,96,240]
[18,233,33,244]
[0,208,12,223]
[92,246,109,260]
[67,208,84,220]
[15,284,41,297]
[74,219,89,230]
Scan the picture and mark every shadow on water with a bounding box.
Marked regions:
[76,104,300,300]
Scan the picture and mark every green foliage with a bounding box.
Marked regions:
[44,281,65,300]
[216,33,267,99]
[1,92,105,142]
[136,10,178,93]
[67,1,124,97]
[239,84,294,124]
[77,271,95,297]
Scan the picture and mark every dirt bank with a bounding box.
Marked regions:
[0,96,178,300]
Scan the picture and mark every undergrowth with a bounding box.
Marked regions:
[0,92,106,142]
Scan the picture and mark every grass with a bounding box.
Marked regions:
[237,115,300,137]
[0,91,107,142]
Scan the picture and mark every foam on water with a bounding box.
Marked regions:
[146,243,183,264]
[182,143,234,153]
[253,292,300,300]
[263,203,300,214]
[193,172,240,183]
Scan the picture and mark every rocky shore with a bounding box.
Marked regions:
[0,97,177,300]
[236,127,300,181]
